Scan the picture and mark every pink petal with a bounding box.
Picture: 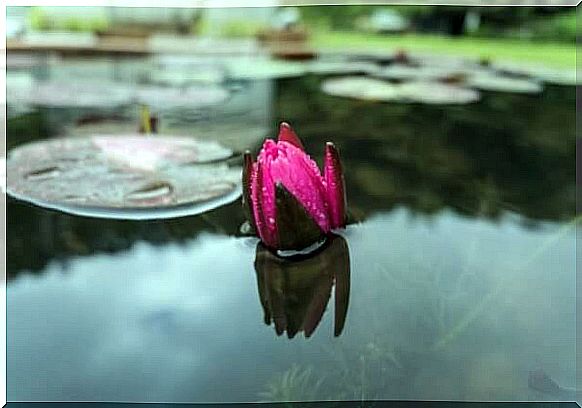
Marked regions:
[250,157,278,248]
[324,142,346,229]
[277,122,304,150]
[264,140,330,233]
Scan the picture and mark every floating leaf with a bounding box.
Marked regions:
[492,61,577,86]
[376,64,470,82]
[395,81,481,104]
[135,85,230,110]
[225,58,306,80]
[321,77,479,105]
[467,73,543,94]
[306,60,380,75]
[17,80,134,108]
[7,135,241,219]
[321,76,400,101]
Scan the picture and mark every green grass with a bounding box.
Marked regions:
[310,31,575,69]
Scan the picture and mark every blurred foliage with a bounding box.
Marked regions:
[311,32,574,68]
[300,5,576,42]
[28,7,109,32]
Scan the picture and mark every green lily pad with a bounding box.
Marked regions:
[321,76,400,101]
[467,73,543,94]
[7,135,241,219]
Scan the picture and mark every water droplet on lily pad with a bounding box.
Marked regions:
[7,135,242,220]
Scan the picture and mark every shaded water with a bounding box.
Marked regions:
[6,62,577,402]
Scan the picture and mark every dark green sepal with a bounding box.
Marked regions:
[275,183,325,251]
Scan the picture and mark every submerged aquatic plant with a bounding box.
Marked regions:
[259,364,326,402]
[242,122,347,251]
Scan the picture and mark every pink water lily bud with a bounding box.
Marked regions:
[242,122,347,250]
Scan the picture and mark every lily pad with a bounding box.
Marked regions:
[225,59,306,80]
[306,60,380,76]
[18,81,134,108]
[376,64,469,81]
[492,61,577,86]
[7,135,242,220]
[321,77,400,101]
[135,85,230,110]
[70,122,269,153]
[466,73,543,94]
[321,77,479,105]
[395,81,481,104]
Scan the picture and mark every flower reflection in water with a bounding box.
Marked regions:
[254,234,350,339]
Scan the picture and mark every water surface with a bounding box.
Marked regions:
[7,62,577,403]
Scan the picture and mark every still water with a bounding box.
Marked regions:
[7,62,577,402]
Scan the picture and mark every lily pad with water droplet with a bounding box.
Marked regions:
[7,135,242,220]
[466,73,543,94]
[321,77,400,101]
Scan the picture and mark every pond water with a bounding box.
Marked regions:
[6,60,577,403]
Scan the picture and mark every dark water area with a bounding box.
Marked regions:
[6,68,577,403]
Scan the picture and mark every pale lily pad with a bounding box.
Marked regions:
[376,64,469,81]
[395,81,481,104]
[135,85,230,110]
[492,61,577,86]
[321,77,400,101]
[321,77,479,105]
[467,73,543,94]
[70,122,269,153]
[18,81,134,108]
[225,59,306,80]
[150,69,226,87]
[7,135,241,220]
[306,60,380,75]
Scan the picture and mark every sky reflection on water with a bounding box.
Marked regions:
[7,209,575,402]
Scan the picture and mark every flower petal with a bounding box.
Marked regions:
[278,122,304,150]
[242,151,256,232]
[251,154,278,248]
[268,141,330,233]
[275,183,325,250]
[324,142,347,229]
